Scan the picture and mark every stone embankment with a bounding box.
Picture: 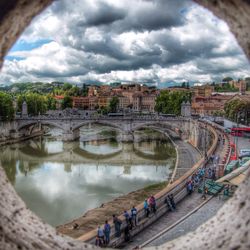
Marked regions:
[0,120,45,146]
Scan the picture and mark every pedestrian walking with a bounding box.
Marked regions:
[104,220,111,245]
[164,195,174,211]
[113,214,122,237]
[186,180,193,195]
[202,187,208,200]
[124,210,133,229]
[144,199,150,217]
[169,194,176,210]
[149,195,156,213]
[95,226,105,246]
[124,224,131,242]
[123,210,130,224]
[131,206,137,226]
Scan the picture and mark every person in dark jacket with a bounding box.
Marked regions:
[113,214,122,237]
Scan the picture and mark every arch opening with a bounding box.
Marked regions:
[0,0,250,250]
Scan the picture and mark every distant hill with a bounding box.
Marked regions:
[0,82,73,94]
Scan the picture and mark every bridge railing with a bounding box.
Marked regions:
[77,121,230,247]
[15,115,182,121]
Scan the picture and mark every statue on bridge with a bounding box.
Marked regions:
[22,101,28,118]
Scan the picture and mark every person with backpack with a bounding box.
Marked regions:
[95,226,105,246]
[103,220,111,245]
[123,210,130,224]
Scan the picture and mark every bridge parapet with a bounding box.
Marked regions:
[6,116,208,146]
[14,116,191,141]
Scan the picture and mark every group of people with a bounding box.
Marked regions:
[185,151,222,199]
[123,206,138,242]
[95,193,178,246]
[95,206,138,246]
[188,167,206,192]
[143,195,157,217]
[95,220,111,247]
[95,156,222,247]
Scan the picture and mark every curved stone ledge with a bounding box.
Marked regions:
[0,0,250,249]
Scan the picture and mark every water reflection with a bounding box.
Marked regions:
[1,135,175,227]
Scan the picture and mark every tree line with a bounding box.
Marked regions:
[224,99,250,125]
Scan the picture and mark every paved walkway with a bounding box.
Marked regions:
[122,192,205,249]
[174,139,201,179]
[146,196,225,247]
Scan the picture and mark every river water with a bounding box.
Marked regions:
[1,126,175,227]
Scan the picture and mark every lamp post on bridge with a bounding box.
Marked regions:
[203,123,208,162]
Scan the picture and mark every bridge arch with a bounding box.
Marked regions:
[72,120,125,133]
[17,120,65,132]
[132,121,174,133]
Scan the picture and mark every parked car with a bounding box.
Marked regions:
[239,149,250,159]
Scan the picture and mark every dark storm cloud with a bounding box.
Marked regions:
[111,0,190,33]
[1,0,250,85]
[80,38,129,60]
[55,0,240,74]
[83,2,126,26]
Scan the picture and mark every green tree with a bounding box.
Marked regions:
[222,77,233,82]
[46,94,56,110]
[67,86,81,96]
[0,92,14,121]
[155,91,191,115]
[62,83,72,91]
[224,99,250,124]
[82,84,88,97]
[98,106,109,115]
[109,96,119,112]
[16,93,47,115]
[62,95,73,109]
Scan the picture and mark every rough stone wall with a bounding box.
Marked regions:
[0,121,12,139]
[0,0,250,249]
[0,167,95,250]
[155,169,250,250]
[194,0,250,60]
[0,0,53,68]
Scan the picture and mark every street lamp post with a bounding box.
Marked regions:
[204,123,208,161]
[235,110,245,157]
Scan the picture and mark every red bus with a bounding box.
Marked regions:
[230,127,250,137]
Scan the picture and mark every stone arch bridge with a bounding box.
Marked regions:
[10,116,207,149]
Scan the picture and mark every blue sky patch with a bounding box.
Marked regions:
[5,39,53,61]
[9,39,53,52]
[5,55,26,61]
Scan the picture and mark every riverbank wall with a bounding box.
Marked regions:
[0,120,44,146]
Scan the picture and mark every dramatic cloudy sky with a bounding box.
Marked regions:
[1,0,250,86]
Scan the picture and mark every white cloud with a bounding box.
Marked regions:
[0,0,249,85]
